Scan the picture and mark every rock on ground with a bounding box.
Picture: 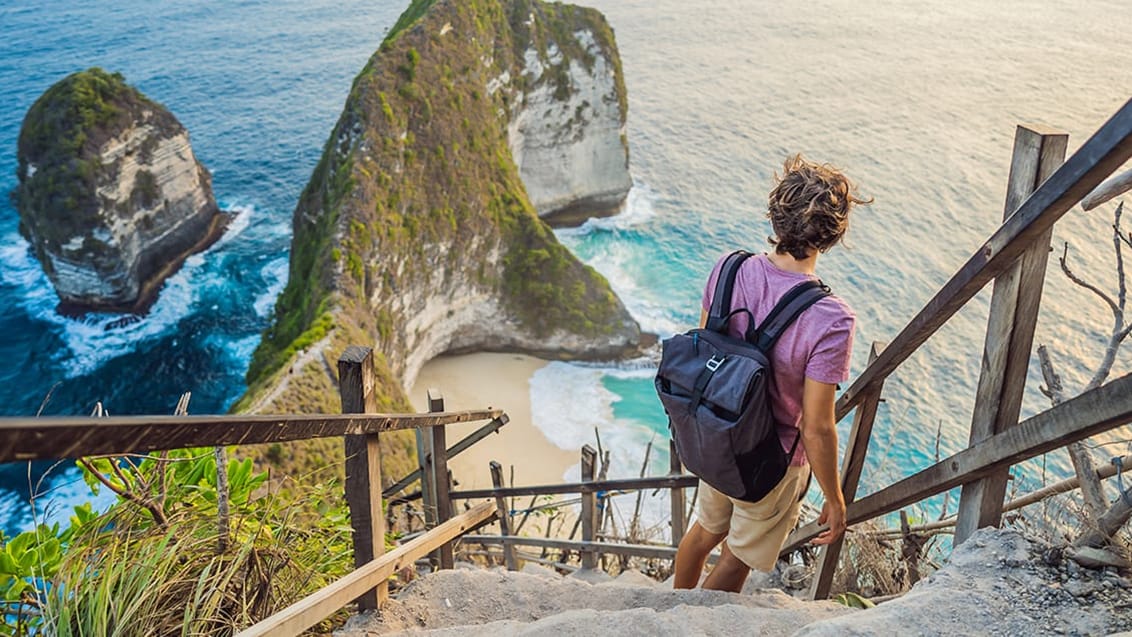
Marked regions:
[796,528,1132,637]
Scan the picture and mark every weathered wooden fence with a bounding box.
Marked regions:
[0,345,504,636]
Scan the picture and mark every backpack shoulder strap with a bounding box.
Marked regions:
[751,280,831,352]
[705,250,753,333]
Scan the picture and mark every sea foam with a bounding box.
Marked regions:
[0,205,263,378]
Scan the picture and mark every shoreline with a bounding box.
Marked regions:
[408,352,577,492]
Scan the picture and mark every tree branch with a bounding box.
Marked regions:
[1060,242,1119,316]
[1037,345,1108,525]
[1114,202,1127,313]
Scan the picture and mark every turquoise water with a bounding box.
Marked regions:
[3,0,1132,535]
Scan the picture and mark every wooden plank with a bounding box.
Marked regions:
[235,500,496,637]
[955,126,1068,544]
[490,461,518,570]
[834,101,1132,423]
[781,372,1132,553]
[580,445,598,569]
[1082,165,1132,210]
[0,409,504,462]
[669,439,686,547]
[450,475,700,500]
[382,415,509,498]
[339,346,385,610]
[811,341,887,600]
[428,389,454,569]
[463,534,681,561]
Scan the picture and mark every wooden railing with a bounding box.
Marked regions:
[448,441,698,568]
[794,101,1132,597]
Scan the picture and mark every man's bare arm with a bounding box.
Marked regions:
[799,377,846,545]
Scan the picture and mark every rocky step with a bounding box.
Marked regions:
[338,529,1132,636]
[338,566,854,636]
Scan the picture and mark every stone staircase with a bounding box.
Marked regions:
[338,529,1132,636]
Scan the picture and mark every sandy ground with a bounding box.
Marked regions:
[408,352,576,492]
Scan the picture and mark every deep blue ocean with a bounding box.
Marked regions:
[2,0,1132,537]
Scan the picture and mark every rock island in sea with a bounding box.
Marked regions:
[234,0,640,478]
[14,68,225,315]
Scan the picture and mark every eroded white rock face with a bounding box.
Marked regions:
[506,29,632,222]
[33,121,220,311]
[386,242,636,393]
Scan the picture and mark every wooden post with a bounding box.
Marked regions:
[669,439,686,547]
[955,125,1069,545]
[338,346,386,609]
[415,428,437,531]
[580,445,598,570]
[427,389,454,569]
[810,341,887,600]
[490,461,517,570]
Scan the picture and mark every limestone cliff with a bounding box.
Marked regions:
[236,0,639,426]
[15,68,223,313]
[505,7,632,223]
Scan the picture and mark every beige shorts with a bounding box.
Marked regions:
[695,464,811,572]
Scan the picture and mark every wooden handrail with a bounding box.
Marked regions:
[834,100,1132,422]
[382,414,510,499]
[462,534,680,561]
[782,372,1132,553]
[0,409,503,462]
[1082,165,1132,210]
[449,474,699,500]
[235,500,496,637]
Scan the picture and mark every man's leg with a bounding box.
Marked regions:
[701,542,751,593]
[673,521,726,588]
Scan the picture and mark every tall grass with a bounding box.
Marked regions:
[4,451,355,636]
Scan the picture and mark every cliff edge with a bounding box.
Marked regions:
[14,68,224,314]
[235,0,639,434]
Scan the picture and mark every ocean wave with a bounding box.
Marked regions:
[254,257,289,319]
[0,204,265,378]
[212,203,256,248]
[531,361,675,536]
[555,182,658,238]
[530,363,665,473]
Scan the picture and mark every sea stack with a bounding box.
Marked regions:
[237,0,640,417]
[14,68,224,314]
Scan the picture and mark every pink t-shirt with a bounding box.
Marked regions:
[701,253,855,466]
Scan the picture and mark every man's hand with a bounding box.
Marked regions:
[813,500,847,545]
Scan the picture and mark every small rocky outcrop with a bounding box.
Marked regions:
[15,68,223,313]
[237,0,640,419]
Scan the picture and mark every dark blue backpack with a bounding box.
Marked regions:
[655,251,829,502]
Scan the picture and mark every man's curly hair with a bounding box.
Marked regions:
[767,155,871,259]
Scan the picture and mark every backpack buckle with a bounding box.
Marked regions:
[705,355,726,372]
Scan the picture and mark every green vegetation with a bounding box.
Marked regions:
[1,450,356,635]
[384,0,438,46]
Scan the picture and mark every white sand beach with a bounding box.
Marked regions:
[408,352,577,492]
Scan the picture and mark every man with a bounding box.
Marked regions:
[673,155,870,592]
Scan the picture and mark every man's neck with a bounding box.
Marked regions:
[767,250,818,275]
